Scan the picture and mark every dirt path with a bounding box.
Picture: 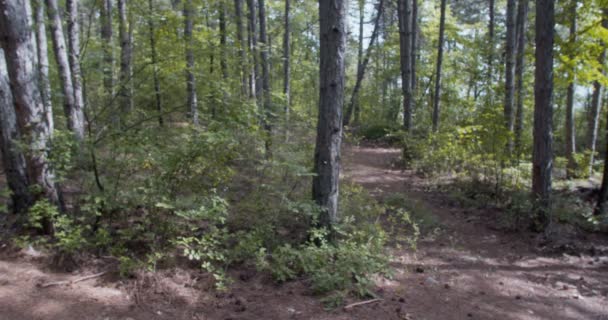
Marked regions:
[1,144,607,320]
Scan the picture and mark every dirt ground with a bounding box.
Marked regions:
[1,144,607,320]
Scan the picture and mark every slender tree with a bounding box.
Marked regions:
[235,0,248,96]
[532,0,555,230]
[101,0,114,98]
[432,0,447,132]
[46,0,86,140]
[147,0,163,126]
[514,0,528,156]
[565,0,577,178]
[283,0,291,135]
[411,0,418,92]
[247,0,259,101]
[118,0,133,116]
[313,0,347,230]
[34,0,53,131]
[258,0,272,150]
[184,0,199,125]
[397,0,412,131]
[504,0,516,152]
[66,0,85,131]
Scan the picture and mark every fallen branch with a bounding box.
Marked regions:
[38,271,108,288]
[343,298,383,310]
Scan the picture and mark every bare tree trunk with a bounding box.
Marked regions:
[34,1,53,131]
[565,1,577,178]
[100,0,114,100]
[514,0,528,156]
[504,0,516,153]
[0,49,31,214]
[432,0,447,132]
[258,0,272,152]
[46,0,85,140]
[411,0,417,92]
[118,0,133,117]
[219,2,228,83]
[532,0,555,230]
[313,0,347,231]
[344,0,383,127]
[397,0,412,131]
[0,0,61,228]
[147,0,163,126]
[235,0,248,97]
[487,0,495,99]
[283,0,291,136]
[66,0,85,134]
[247,0,259,102]
[184,0,199,125]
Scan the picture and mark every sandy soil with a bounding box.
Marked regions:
[1,144,607,320]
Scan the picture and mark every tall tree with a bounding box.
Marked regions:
[411,0,418,92]
[313,0,347,230]
[247,0,258,101]
[147,0,163,126]
[488,0,495,84]
[504,0,516,152]
[594,8,608,215]
[34,0,53,131]
[565,0,577,178]
[432,0,447,132]
[118,0,133,116]
[258,0,272,150]
[100,0,114,99]
[514,0,528,155]
[397,0,412,131]
[66,0,85,134]
[235,0,248,96]
[219,1,228,84]
[0,49,31,214]
[184,0,199,125]
[0,0,61,225]
[46,0,86,140]
[283,0,291,134]
[532,0,555,230]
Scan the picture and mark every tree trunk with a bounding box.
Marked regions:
[46,0,85,140]
[34,0,53,131]
[504,0,516,153]
[313,0,347,231]
[258,0,272,151]
[344,0,383,127]
[432,0,447,132]
[147,0,163,126]
[118,0,133,117]
[100,0,114,99]
[514,0,528,156]
[397,0,412,131]
[66,0,85,135]
[184,0,199,125]
[283,0,291,136]
[487,0,495,98]
[411,0,417,92]
[247,0,259,102]
[219,2,228,83]
[0,49,31,214]
[0,0,61,225]
[565,0,577,178]
[235,0,248,97]
[532,0,555,230]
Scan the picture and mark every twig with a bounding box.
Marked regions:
[343,298,383,310]
[39,271,108,288]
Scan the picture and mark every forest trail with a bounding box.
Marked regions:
[1,144,607,320]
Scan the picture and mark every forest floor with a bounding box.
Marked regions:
[1,144,608,320]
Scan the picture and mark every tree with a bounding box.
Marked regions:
[147,0,163,126]
[283,0,291,134]
[247,0,258,101]
[532,0,555,230]
[34,0,53,131]
[594,8,608,216]
[432,0,447,132]
[565,0,577,178]
[101,0,114,99]
[66,0,85,134]
[258,0,272,151]
[398,0,412,131]
[235,0,248,97]
[313,0,347,230]
[0,0,61,230]
[504,0,516,152]
[118,0,133,116]
[487,0,495,89]
[184,0,199,125]
[514,0,528,156]
[46,0,86,140]
[587,11,607,176]
[411,0,418,92]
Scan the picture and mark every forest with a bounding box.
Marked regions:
[0,0,607,319]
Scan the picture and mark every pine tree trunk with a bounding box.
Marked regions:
[565,0,577,178]
[313,0,347,231]
[283,0,291,136]
[504,0,517,153]
[397,0,412,131]
[432,0,447,132]
[235,0,248,97]
[34,0,54,131]
[514,0,528,156]
[147,0,163,126]
[184,0,199,125]
[118,0,133,117]
[532,0,555,230]
[0,49,31,214]
[46,0,85,140]
[0,0,61,224]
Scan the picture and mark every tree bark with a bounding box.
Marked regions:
[184,0,199,125]
[34,0,53,131]
[432,0,447,132]
[397,0,412,131]
[504,0,516,153]
[147,0,163,126]
[487,0,495,98]
[532,0,555,230]
[411,0,417,92]
[0,0,61,222]
[66,0,85,135]
[0,49,31,214]
[247,0,259,102]
[344,0,383,127]
[565,0,577,178]
[235,0,248,97]
[283,0,291,135]
[258,0,272,151]
[514,0,528,156]
[313,0,347,230]
[100,0,114,99]
[118,0,133,117]
[46,0,85,140]
[219,2,228,83]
